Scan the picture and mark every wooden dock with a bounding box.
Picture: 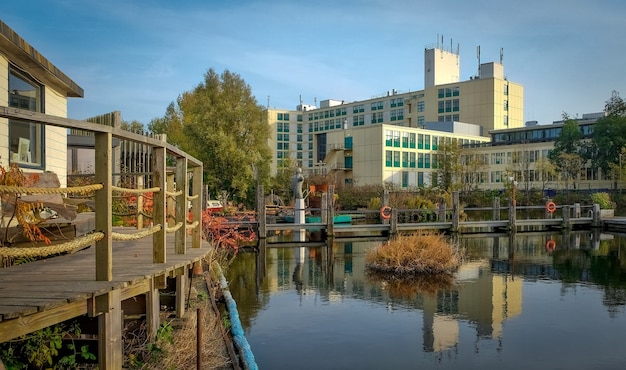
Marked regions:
[0,230,212,343]
[256,188,605,239]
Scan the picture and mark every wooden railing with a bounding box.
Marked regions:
[0,106,204,281]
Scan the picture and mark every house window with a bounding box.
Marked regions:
[9,67,44,168]
[417,101,425,112]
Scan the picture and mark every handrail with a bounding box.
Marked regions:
[0,105,205,282]
[0,106,203,167]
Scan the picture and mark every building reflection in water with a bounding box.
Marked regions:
[240,230,625,356]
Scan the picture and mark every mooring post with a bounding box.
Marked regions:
[508,197,516,231]
[390,207,398,235]
[562,205,571,229]
[452,191,460,232]
[573,203,581,218]
[327,185,335,237]
[493,197,500,221]
[438,196,446,222]
[592,203,601,227]
[257,185,266,239]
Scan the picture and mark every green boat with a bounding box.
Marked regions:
[283,214,352,224]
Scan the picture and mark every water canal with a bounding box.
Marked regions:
[227,231,626,369]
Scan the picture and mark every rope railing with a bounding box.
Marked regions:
[166,222,183,233]
[0,184,103,195]
[111,185,160,194]
[111,224,162,241]
[0,232,105,258]
[167,190,183,197]
[186,220,200,230]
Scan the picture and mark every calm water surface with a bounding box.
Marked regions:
[227,231,626,369]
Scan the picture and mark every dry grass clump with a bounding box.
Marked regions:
[125,299,231,370]
[365,232,463,275]
[367,272,456,298]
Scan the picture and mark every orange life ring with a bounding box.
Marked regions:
[546,201,557,213]
[546,239,556,252]
[380,206,392,220]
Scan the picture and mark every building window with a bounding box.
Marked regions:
[393,151,400,167]
[401,132,409,148]
[453,99,459,112]
[385,150,392,167]
[438,88,444,98]
[393,131,400,147]
[402,152,408,168]
[424,135,431,150]
[277,113,283,120]
[409,133,416,149]
[504,100,509,111]
[409,152,416,168]
[385,130,393,146]
[438,101,444,113]
[417,116,425,126]
[9,67,44,168]
[417,101,425,112]
[504,83,509,96]
[418,134,424,149]
[402,171,409,187]
[452,86,460,96]
[418,153,424,168]
[284,113,290,121]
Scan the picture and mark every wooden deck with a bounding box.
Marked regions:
[0,228,213,343]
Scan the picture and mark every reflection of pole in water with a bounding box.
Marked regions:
[256,239,267,293]
[293,247,306,295]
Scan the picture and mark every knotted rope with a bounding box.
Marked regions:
[0,232,105,258]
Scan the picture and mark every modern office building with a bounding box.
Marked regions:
[266,40,524,188]
[465,112,612,192]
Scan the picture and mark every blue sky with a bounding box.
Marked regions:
[4,0,626,126]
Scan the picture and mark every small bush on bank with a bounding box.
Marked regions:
[590,192,614,209]
[365,232,462,275]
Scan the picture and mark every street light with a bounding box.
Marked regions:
[509,175,517,207]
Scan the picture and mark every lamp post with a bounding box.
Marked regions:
[509,176,517,207]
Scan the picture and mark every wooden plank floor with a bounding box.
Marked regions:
[0,227,213,329]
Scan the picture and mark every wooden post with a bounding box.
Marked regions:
[562,205,571,229]
[493,197,500,221]
[390,208,398,235]
[438,197,446,222]
[508,197,516,231]
[191,166,203,249]
[98,290,122,369]
[573,203,581,218]
[137,176,144,230]
[152,146,167,263]
[327,185,335,237]
[166,172,175,227]
[592,203,601,227]
[451,192,459,231]
[146,277,160,342]
[175,157,188,254]
[257,185,266,239]
[95,132,113,281]
[175,271,187,318]
[321,192,328,225]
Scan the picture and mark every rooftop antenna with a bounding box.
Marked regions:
[476,45,481,77]
[299,94,303,106]
[500,48,504,64]
[267,95,270,109]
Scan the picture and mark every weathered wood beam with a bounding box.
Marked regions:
[95,132,113,281]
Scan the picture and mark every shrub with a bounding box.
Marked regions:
[590,192,614,209]
[365,232,463,275]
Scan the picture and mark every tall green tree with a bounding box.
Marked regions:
[435,139,463,191]
[588,91,626,177]
[548,113,585,186]
[148,69,271,205]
